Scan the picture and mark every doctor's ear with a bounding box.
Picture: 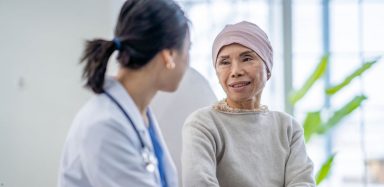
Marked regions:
[161,49,176,70]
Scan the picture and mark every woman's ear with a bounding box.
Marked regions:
[161,49,176,70]
[266,66,271,80]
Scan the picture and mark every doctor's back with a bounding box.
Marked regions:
[58,0,190,186]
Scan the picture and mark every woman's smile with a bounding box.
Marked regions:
[228,81,251,92]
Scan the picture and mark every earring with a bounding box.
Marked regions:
[166,61,175,69]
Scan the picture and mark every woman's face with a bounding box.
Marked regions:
[215,43,267,104]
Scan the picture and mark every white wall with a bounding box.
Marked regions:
[0,1,215,187]
[0,0,118,186]
[151,68,217,185]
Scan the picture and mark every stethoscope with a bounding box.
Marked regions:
[104,91,157,173]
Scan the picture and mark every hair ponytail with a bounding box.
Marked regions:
[80,0,189,94]
[80,39,116,94]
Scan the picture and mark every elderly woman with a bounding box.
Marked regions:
[181,21,315,187]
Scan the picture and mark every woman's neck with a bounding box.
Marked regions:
[226,95,262,110]
[116,68,157,123]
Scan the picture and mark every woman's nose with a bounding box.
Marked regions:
[230,63,244,78]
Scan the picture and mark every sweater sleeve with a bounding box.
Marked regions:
[285,118,316,187]
[181,119,220,187]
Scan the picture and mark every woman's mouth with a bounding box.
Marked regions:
[228,81,251,89]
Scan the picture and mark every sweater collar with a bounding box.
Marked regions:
[213,99,269,114]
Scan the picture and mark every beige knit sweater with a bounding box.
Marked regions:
[181,106,315,187]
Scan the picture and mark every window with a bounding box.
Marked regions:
[179,0,384,185]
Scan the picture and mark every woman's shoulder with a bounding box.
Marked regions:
[185,106,215,123]
[269,110,294,120]
[72,94,125,133]
[182,106,225,146]
[268,110,302,131]
[76,94,113,119]
[183,106,222,131]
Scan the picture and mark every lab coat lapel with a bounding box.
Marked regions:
[147,108,179,187]
[103,77,154,152]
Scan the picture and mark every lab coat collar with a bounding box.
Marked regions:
[103,76,150,144]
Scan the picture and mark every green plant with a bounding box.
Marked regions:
[290,54,329,106]
[289,55,381,185]
[316,153,336,185]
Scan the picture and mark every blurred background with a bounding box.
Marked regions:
[0,0,383,186]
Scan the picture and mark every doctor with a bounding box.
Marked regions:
[58,0,190,186]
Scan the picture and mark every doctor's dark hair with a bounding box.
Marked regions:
[81,0,189,93]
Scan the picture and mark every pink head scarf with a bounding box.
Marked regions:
[212,21,273,79]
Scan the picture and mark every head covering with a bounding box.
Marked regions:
[212,21,273,79]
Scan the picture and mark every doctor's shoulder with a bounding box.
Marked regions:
[69,94,130,139]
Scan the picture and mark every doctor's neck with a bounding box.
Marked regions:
[116,67,157,124]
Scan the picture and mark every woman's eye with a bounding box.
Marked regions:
[219,60,230,65]
[243,56,253,62]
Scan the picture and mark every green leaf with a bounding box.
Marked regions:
[326,56,381,95]
[303,111,322,142]
[316,153,336,185]
[319,95,367,134]
[290,54,329,106]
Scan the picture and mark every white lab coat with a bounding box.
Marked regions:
[58,77,178,187]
